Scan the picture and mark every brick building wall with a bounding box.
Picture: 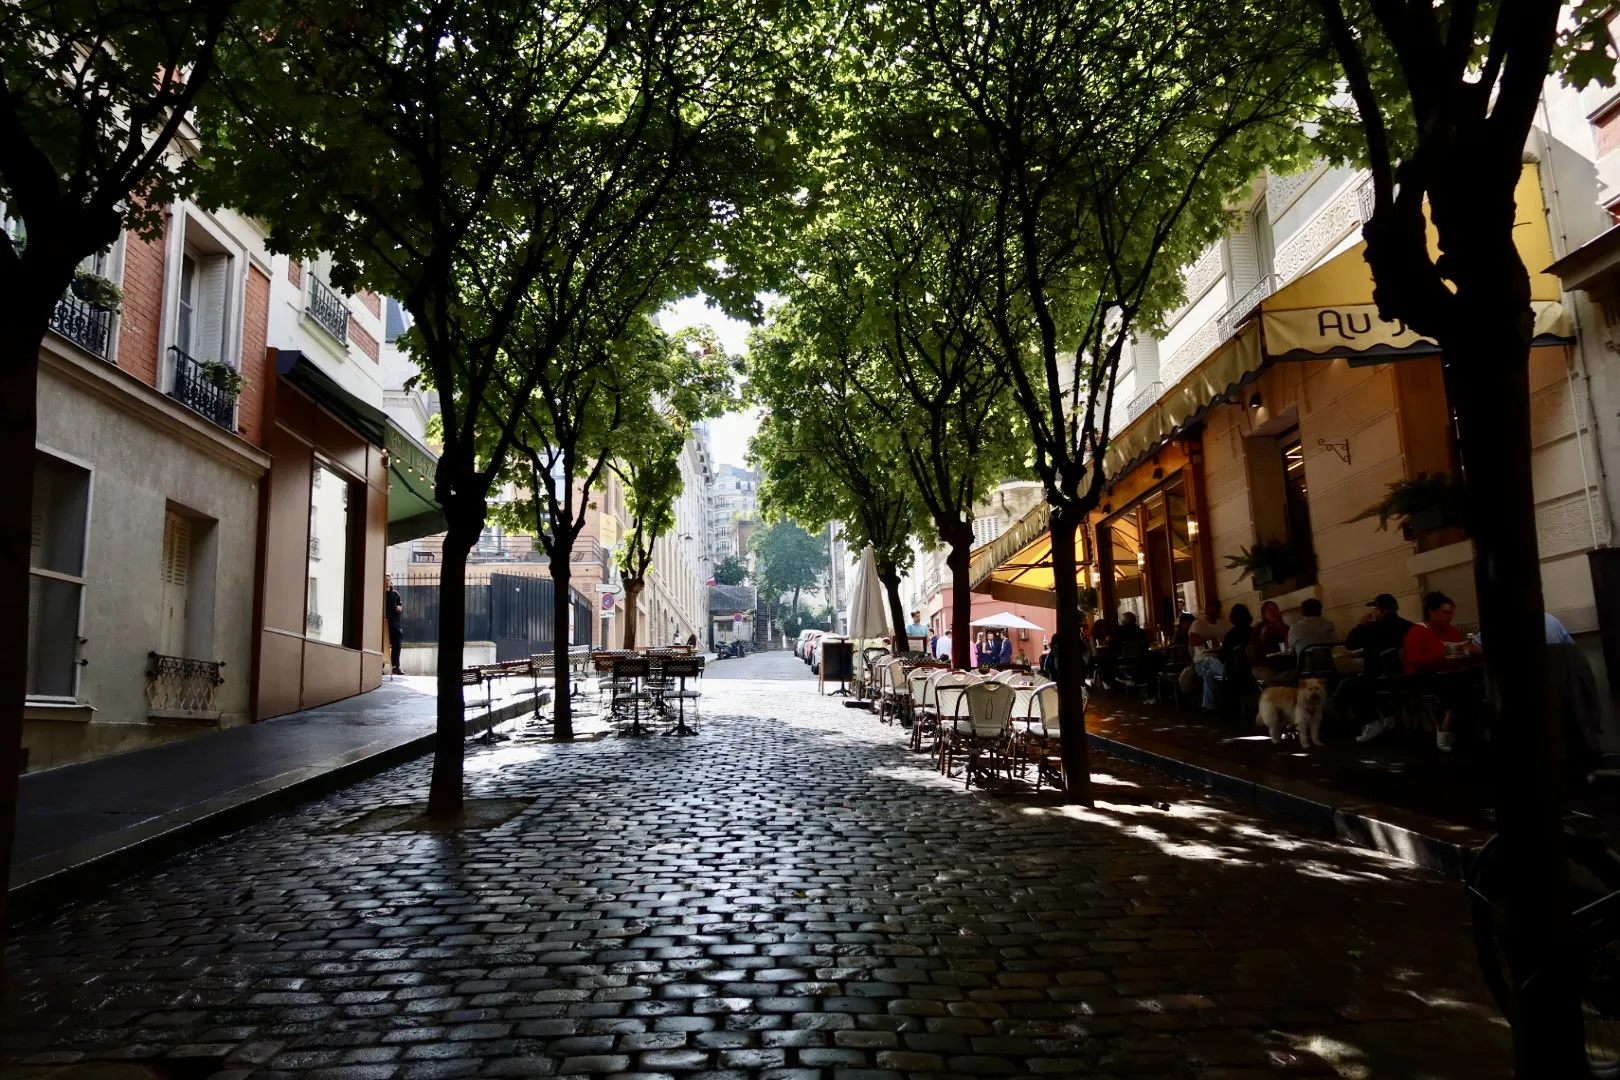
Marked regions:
[117,213,169,388]
[350,320,379,363]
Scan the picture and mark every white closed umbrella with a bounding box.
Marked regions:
[846,545,891,640]
[969,610,1045,631]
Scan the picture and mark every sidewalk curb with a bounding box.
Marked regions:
[1086,730,1489,879]
[8,696,543,925]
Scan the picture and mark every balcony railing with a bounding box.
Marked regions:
[308,534,321,560]
[308,277,349,345]
[1357,175,1376,223]
[146,652,224,714]
[168,346,237,431]
[49,293,113,358]
[1217,274,1280,340]
[1124,381,1164,424]
[305,611,324,635]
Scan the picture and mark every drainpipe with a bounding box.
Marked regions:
[1535,97,1611,551]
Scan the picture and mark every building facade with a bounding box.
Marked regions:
[24,198,274,769]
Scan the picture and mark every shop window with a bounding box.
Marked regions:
[1100,476,1202,637]
[306,459,361,647]
[28,451,90,699]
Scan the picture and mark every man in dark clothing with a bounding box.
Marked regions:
[385,574,404,675]
[1342,593,1413,740]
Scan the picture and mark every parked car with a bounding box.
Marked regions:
[795,629,818,659]
[802,631,824,665]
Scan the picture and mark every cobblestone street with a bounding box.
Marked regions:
[4,653,1511,1078]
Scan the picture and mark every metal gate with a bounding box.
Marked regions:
[489,572,554,661]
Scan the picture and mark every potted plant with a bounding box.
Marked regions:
[70,267,123,312]
[1350,472,1466,535]
[1224,538,1294,587]
[197,358,250,401]
[1077,584,1100,614]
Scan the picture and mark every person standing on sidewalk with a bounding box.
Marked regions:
[384,574,404,675]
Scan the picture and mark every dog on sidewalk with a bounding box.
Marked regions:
[1256,677,1329,748]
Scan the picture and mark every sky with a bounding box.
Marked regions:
[660,293,762,468]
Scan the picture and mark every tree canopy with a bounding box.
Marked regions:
[750,518,829,621]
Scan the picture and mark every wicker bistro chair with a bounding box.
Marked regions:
[661,655,703,736]
[858,647,890,700]
[907,667,942,747]
[941,680,1017,788]
[1027,682,1079,791]
[931,672,981,772]
[878,660,913,725]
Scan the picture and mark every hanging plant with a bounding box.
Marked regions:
[70,267,123,312]
[1224,538,1295,587]
[1077,584,1100,613]
[197,358,250,400]
[1349,472,1466,534]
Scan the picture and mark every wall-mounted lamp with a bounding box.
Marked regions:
[1188,518,1200,541]
[1135,550,1146,569]
[1248,392,1264,410]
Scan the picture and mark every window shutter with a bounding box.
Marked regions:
[1243,435,1290,546]
[160,511,191,656]
[1225,222,1258,302]
[194,255,231,365]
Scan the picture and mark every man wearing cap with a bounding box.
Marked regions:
[1343,593,1413,742]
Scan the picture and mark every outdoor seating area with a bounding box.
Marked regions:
[588,645,704,737]
[860,636,1078,793]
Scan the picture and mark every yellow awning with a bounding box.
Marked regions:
[1258,164,1570,362]
[969,503,1089,609]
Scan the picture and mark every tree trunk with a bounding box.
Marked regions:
[1439,259,1581,1072]
[946,527,973,670]
[427,515,479,818]
[551,554,574,741]
[878,560,908,651]
[1048,506,1094,806]
[0,292,56,949]
[622,576,645,650]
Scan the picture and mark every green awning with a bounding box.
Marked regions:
[384,421,445,545]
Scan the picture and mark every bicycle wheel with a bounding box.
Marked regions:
[1470,826,1620,1069]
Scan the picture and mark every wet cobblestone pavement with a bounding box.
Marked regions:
[4,654,1511,1077]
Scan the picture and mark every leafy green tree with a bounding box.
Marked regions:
[605,331,734,652]
[855,0,1331,802]
[749,305,928,649]
[711,555,749,587]
[1312,0,1617,1067]
[0,0,249,932]
[750,518,829,624]
[200,0,814,803]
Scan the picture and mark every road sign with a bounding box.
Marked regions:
[734,612,743,623]
[601,593,615,611]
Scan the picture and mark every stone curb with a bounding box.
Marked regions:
[1085,729,1490,879]
[7,694,546,925]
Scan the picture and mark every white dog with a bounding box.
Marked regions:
[1256,677,1329,748]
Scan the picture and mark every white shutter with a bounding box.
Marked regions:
[160,511,191,656]
[194,255,230,364]
[1225,222,1259,302]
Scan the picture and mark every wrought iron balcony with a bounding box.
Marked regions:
[308,276,349,345]
[168,346,237,431]
[146,652,224,713]
[1217,274,1279,340]
[305,611,324,634]
[1124,381,1164,424]
[49,293,113,358]
[308,534,321,560]
[1357,175,1376,223]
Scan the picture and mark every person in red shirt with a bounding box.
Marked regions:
[1403,592,1480,750]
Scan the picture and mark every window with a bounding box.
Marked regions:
[176,253,198,357]
[1280,430,1318,585]
[159,510,191,656]
[971,516,1005,546]
[29,452,90,699]
[306,459,360,646]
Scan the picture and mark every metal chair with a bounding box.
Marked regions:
[1029,682,1072,791]
[878,660,911,725]
[931,672,980,771]
[661,656,703,736]
[1156,643,1192,707]
[610,654,652,735]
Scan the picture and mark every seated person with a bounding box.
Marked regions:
[1400,591,1480,752]
[1288,598,1337,654]
[1195,603,1253,711]
[1170,611,1196,647]
[1256,601,1290,657]
[1189,601,1229,653]
[1345,594,1414,743]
